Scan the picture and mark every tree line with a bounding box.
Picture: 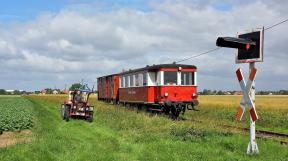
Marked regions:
[199,89,288,95]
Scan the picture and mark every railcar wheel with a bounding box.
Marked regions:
[182,106,186,115]
[162,106,170,115]
[171,106,181,119]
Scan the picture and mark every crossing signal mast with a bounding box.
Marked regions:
[216,27,264,154]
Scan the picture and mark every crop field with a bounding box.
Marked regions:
[0,96,33,132]
[0,95,287,161]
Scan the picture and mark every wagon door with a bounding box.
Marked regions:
[147,72,156,103]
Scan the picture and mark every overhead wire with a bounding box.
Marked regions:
[264,18,288,31]
[175,47,221,63]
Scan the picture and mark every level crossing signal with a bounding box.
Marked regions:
[216,28,264,64]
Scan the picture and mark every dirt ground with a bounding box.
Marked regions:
[0,130,32,148]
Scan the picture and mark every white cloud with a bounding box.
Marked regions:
[0,0,287,91]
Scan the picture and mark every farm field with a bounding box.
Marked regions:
[0,96,33,132]
[0,95,287,161]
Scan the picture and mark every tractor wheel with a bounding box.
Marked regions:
[61,105,66,120]
[87,114,93,123]
[64,105,70,122]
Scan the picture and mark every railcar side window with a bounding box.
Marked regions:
[164,71,177,85]
[125,76,129,87]
[181,72,194,85]
[121,76,125,88]
[130,75,134,87]
[143,73,147,86]
[138,73,143,86]
[135,74,139,86]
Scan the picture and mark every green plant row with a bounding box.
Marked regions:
[0,97,33,132]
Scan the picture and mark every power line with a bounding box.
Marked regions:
[175,47,221,63]
[174,18,288,63]
[265,18,288,31]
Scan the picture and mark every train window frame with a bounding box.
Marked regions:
[181,72,195,86]
[119,77,121,88]
[164,71,178,85]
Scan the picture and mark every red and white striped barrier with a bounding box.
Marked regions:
[235,68,258,122]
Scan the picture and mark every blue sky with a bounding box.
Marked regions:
[0,0,65,21]
[0,0,153,21]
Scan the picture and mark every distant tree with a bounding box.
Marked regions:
[69,83,84,91]
[0,89,6,95]
[45,88,53,94]
[217,90,224,95]
[202,89,209,95]
[34,91,40,94]
[279,90,288,95]
[14,90,22,95]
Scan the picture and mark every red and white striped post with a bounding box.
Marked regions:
[247,62,259,154]
[235,62,259,154]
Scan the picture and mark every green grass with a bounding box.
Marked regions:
[0,96,287,161]
[0,97,33,132]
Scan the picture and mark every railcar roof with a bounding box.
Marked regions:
[97,64,197,79]
[97,73,118,79]
[120,63,197,75]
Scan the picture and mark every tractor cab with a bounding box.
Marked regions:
[61,85,94,122]
[70,90,89,104]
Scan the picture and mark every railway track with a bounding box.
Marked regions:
[220,124,288,145]
[177,118,288,145]
[242,128,288,145]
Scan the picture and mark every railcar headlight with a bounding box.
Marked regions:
[164,92,169,97]
[192,93,197,97]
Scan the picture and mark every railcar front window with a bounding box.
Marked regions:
[164,71,177,85]
[181,72,194,85]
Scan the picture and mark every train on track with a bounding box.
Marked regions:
[97,63,199,118]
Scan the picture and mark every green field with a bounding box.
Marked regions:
[0,96,33,132]
[0,95,287,161]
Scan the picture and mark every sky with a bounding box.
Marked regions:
[0,0,287,91]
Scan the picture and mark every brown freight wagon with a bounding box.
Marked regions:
[97,74,119,104]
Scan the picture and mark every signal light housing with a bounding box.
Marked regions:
[216,28,264,64]
[236,28,264,63]
[216,37,256,50]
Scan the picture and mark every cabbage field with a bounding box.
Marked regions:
[0,96,33,132]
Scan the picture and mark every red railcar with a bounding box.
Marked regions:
[97,74,119,103]
[97,64,199,118]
